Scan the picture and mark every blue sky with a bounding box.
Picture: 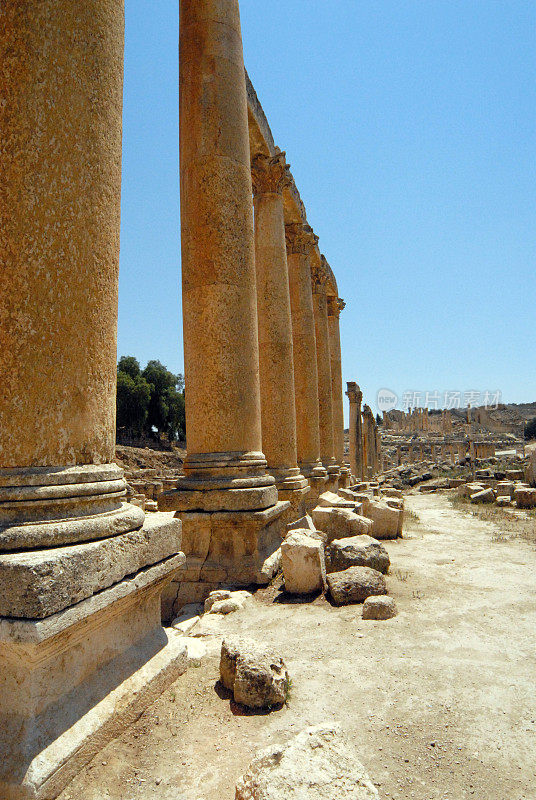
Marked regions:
[118,1,535,415]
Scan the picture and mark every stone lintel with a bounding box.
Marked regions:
[0,513,183,619]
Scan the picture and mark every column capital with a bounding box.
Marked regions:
[251,151,290,197]
[311,261,328,291]
[327,296,346,317]
[285,222,318,255]
[346,381,363,405]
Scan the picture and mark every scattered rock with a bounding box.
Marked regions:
[325,535,390,575]
[312,506,373,542]
[205,589,252,614]
[495,495,511,507]
[514,487,536,509]
[362,595,397,620]
[257,548,281,584]
[365,498,403,539]
[281,530,326,594]
[327,566,387,606]
[235,723,380,799]
[287,514,316,533]
[470,488,495,504]
[317,490,357,509]
[220,637,289,709]
[170,602,203,634]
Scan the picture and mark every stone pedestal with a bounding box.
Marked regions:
[0,548,186,800]
[251,152,309,513]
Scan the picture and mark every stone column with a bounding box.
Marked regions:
[327,295,350,487]
[160,0,288,604]
[286,223,328,505]
[0,2,186,796]
[251,152,309,514]
[312,263,340,490]
[346,383,364,482]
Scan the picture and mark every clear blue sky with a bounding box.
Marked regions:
[118,0,535,416]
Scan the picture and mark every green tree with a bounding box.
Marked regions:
[525,417,536,441]
[118,355,142,380]
[141,360,185,440]
[116,368,151,438]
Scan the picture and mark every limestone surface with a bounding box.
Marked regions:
[470,488,495,504]
[235,723,379,799]
[365,499,403,539]
[281,530,326,594]
[362,595,398,620]
[326,535,390,575]
[327,566,387,606]
[514,487,536,508]
[312,506,373,542]
[220,637,289,709]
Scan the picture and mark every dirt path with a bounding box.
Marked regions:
[59,493,536,800]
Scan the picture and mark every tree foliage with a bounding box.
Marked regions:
[116,357,185,441]
[525,417,536,441]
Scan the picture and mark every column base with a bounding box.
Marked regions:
[304,475,329,514]
[277,484,310,519]
[325,464,341,493]
[159,484,278,513]
[338,466,351,489]
[0,553,187,800]
[162,500,290,617]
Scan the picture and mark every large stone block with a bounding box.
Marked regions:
[0,513,182,618]
[325,535,390,575]
[364,498,403,539]
[311,506,373,542]
[281,530,326,594]
[0,554,186,800]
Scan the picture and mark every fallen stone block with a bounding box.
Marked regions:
[470,488,495,504]
[514,487,536,509]
[170,602,203,634]
[281,530,326,594]
[205,589,252,614]
[286,513,316,533]
[235,723,379,800]
[317,490,356,509]
[257,547,282,584]
[460,482,485,498]
[382,488,402,499]
[496,496,511,507]
[327,566,387,606]
[220,637,289,709]
[312,506,373,543]
[325,535,390,575]
[365,498,402,539]
[362,595,397,620]
[495,481,515,498]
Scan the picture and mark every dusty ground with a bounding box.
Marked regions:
[59,492,536,800]
[115,444,186,474]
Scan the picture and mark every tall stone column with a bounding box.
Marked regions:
[160,0,288,606]
[312,265,340,489]
[251,152,309,514]
[286,223,328,506]
[0,2,186,797]
[327,295,350,488]
[346,382,364,482]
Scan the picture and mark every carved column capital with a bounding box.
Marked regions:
[251,151,290,197]
[285,222,318,255]
[311,261,328,291]
[327,296,346,317]
[346,382,363,406]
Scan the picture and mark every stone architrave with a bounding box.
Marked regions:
[0,2,185,796]
[251,151,309,515]
[311,258,340,490]
[160,0,289,599]
[285,222,328,507]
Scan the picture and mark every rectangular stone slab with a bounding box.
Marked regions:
[0,512,183,618]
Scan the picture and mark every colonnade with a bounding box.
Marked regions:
[346,384,382,480]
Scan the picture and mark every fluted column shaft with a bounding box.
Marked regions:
[327,296,348,479]
[312,275,338,475]
[178,0,275,510]
[286,224,326,479]
[252,154,307,494]
[0,0,144,549]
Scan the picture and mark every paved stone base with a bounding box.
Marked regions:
[161,501,290,619]
[0,554,186,800]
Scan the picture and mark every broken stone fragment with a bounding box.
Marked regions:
[311,506,373,542]
[327,566,387,606]
[235,722,380,799]
[470,488,495,504]
[362,595,397,620]
[220,637,289,709]
[281,530,326,594]
[325,535,390,575]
